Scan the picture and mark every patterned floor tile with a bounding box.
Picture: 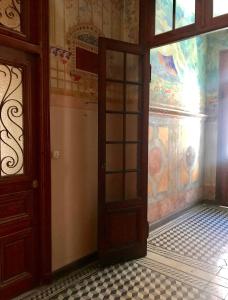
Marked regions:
[16,205,228,300]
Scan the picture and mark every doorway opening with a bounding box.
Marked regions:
[148,27,228,224]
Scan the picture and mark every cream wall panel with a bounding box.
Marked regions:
[51,104,98,271]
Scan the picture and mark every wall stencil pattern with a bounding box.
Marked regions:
[49,0,139,104]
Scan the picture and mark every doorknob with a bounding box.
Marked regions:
[32,179,39,189]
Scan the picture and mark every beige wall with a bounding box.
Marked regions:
[49,0,139,271]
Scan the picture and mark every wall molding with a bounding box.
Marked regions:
[149,105,208,119]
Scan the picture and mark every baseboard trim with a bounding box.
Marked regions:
[201,199,219,205]
[52,252,98,280]
[149,201,205,232]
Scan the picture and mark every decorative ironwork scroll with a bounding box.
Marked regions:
[0,64,24,176]
[0,0,21,32]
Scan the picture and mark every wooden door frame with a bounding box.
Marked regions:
[0,1,52,283]
[140,0,228,48]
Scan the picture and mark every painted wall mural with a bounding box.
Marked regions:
[149,29,228,221]
[149,35,206,222]
[150,36,207,113]
[148,114,204,223]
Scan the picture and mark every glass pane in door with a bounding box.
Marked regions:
[126,115,139,141]
[125,144,138,170]
[106,82,124,111]
[106,144,123,172]
[106,173,123,202]
[126,54,140,83]
[213,0,228,17]
[126,84,140,112]
[0,64,24,177]
[125,172,137,200]
[0,0,21,32]
[175,0,195,28]
[106,50,124,81]
[106,114,123,141]
[155,0,173,35]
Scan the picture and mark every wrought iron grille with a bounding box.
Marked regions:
[0,0,21,32]
[0,63,24,177]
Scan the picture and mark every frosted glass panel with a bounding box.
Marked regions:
[213,0,228,17]
[175,0,195,28]
[0,0,21,32]
[0,64,24,176]
[155,0,173,35]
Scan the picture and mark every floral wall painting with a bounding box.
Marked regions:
[150,36,207,113]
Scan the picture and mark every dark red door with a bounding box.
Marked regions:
[0,2,51,298]
[0,46,40,299]
[98,38,150,264]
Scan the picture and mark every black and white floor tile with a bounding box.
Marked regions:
[15,205,228,299]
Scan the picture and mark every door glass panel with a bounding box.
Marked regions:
[106,82,124,111]
[175,0,195,28]
[125,172,137,200]
[0,64,24,177]
[213,0,228,17]
[106,50,124,81]
[0,0,21,32]
[126,54,139,83]
[125,144,137,170]
[106,144,123,172]
[106,173,123,202]
[155,0,173,35]
[126,115,139,141]
[126,84,139,112]
[106,114,123,141]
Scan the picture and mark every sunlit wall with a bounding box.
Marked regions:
[148,36,207,222]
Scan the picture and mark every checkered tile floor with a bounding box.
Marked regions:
[148,206,228,265]
[16,205,228,300]
[61,262,209,300]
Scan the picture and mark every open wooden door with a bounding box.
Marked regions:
[98,38,150,264]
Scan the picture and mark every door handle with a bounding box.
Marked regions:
[32,179,39,189]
